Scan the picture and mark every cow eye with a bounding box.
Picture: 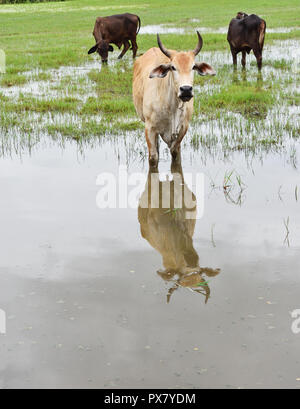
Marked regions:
[171,66,176,71]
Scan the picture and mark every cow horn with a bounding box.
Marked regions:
[157,34,171,58]
[193,31,203,56]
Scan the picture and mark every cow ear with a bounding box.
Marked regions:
[88,45,97,55]
[193,62,216,76]
[149,64,171,78]
[108,45,114,52]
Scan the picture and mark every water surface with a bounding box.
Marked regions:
[0,135,300,388]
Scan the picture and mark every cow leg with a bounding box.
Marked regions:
[118,40,130,59]
[131,36,138,58]
[230,47,238,68]
[170,125,188,160]
[241,51,246,68]
[145,127,158,167]
[253,47,262,70]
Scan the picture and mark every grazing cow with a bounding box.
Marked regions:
[132,32,215,167]
[227,12,266,70]
[138,163,220,303]
[88,13,141,63]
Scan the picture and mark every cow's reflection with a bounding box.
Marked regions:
[138,160,220,303]
[232,69,263,85]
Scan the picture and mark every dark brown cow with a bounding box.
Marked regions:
[88,13,141,63]
[227,12,266,70]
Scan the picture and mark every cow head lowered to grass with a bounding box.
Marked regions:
[88,14,140,64]
[132,32,215,167]
[88,41,114,64]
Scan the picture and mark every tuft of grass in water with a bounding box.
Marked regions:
[251,59,292,70]
[47,117,143,140]
[47,121,110,139]
[2,95,80,113]
[88,66,132,96]
[195,82,273,118]
[32,71,52,82]
[0,73,28,87]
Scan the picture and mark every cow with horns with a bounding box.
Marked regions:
[132,32,215,167]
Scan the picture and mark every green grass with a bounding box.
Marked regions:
[197,83,274,118]
[0,72,28,86]
[1,94,80,112]
[0,0,300,74]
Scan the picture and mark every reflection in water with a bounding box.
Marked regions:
[138,160,220,303]
[232,68,263,85]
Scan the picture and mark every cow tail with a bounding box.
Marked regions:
[136,16,141,34]
[259,20,266,49]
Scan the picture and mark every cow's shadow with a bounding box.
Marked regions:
[138,159,220,303]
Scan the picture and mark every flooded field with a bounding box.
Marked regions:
[0,4,300,389]
[140,24,300,35]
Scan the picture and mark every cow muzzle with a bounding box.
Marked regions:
[179,85,193,102]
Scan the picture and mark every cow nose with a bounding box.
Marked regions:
[179,85,193,102]
[180,86,193,94]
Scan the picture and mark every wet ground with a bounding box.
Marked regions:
[140,24,300,35]
[0,39,300,389]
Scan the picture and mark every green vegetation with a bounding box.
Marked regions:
[0,0,62,3]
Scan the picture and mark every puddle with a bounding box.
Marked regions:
[140,24,300,35]
[0,136,300,388]
[0,38,300,388]
[140,25,187,35]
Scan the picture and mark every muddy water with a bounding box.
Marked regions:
[0,132,300,389]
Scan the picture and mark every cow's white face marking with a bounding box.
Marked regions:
[170,53,195,101]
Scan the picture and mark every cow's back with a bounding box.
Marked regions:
[228,14,265,37]
[95,13,139,40]
[242,14,263,31]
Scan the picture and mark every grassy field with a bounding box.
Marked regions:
[1,0,300,74]
[0,0,299,155]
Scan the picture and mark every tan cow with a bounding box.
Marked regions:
[133,32,215,167]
